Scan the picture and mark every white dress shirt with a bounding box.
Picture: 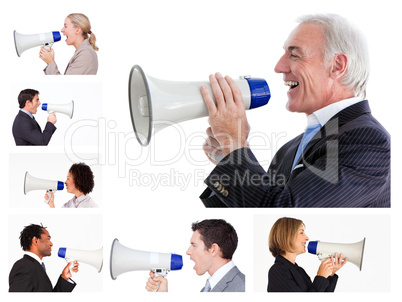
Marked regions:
[62,194,98,208]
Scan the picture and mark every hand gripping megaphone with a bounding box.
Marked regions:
[308,238,366,270]
[24,172,64,203]
[14,30,61,57]
[110,238,183,290]
[58,247,103,272]
[42,101,74,119]
[128,65,271,147]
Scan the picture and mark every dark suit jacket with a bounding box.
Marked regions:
[268,255,337,292]
[201,266,245,292]
[12,110,56,146]
[200,101,390,207]
[9,255,76,292]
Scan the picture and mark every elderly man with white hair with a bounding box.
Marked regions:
[200,14,390,207]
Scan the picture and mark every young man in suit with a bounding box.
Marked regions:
[200,13,390,207]
[9,223,78,292]
[146,219,245,292]
[12,89,57,146]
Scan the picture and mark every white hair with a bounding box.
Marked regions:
[297,14,370,98]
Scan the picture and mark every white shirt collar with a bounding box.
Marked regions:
[207,260,235,290]
[24,251,43,264]
[307,97,363,127]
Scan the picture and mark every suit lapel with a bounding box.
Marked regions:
[24,255,53,288]
[211,266,240,292]
[292,100,371,171]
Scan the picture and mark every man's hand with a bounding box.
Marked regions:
[145,270,168,292]
[201,73,250,162]
[61,261,79,280]
[47,112,57,124]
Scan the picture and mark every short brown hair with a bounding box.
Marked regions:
[268,217,304,257]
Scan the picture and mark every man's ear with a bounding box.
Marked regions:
[209,243,221,257]
[331,53,348,79]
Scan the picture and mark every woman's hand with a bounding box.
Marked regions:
[39,47,55,65]
[317,257,334,278]
[330,253,348,276]
[44,190,55,208]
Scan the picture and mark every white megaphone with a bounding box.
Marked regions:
[24,172,64,203]
[128,65,271,147]
[14,30,61,57]
[110,238,183,284]
[308,238,366,270]
[42,101,74,119]
[58,247,103,272]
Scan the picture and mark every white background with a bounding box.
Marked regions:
[0,0,400,301]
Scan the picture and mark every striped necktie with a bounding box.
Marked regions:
[292,123,321,170]
[202,279,211,292]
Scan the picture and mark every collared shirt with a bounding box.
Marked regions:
[207,260,235,290]
[306,97,363,127]
[62,194,98,208]
[24,251,43,265]
[20,109,34,119]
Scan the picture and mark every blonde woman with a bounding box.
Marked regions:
[267,217,347,292]
[40,13,98,75]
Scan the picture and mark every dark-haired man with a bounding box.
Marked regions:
[9,224,78,292]
[12,89,57,146]
[146,219,245,292]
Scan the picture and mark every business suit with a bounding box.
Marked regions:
[200,100,390,207]
[44,39,98,75]
[12,110,56,146]
[201,266,245,292]
[268,255,337,292]
[9,255,76,292]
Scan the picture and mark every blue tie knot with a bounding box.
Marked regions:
[292,124,321,170]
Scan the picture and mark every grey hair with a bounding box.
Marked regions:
[297,13,370,99]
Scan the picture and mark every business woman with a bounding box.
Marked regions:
[45,162,98,208]
[267,217,347,292]
[40,13,98,75]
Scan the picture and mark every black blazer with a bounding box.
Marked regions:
[200,101,390,207]
[9,255,76,292]
[12,110,56,146]
[268,255,338,292]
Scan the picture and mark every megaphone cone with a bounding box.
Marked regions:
[308,238,366,270]
[128,65,271,146]
[42,101,74,119]
[58,247,103,272]
[24,172,64,195]
[110,238,183,280]
[14,30,61,57]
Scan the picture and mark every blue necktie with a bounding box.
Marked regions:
[41,262,46,271]
[292,124,321,170]
[202,279,211,292]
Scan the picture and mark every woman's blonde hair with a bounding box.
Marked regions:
[268,217,304,257]
[67,13,99,51]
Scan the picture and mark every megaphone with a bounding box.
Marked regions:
[110,238,183,281]
[308,238,366,270]
[42,101,74,119]
[58,247,103,272]
[23,172,64,203]
[128,65,271,146]
[14,30,61,57]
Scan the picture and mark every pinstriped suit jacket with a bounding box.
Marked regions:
[268,256,338,292]
[9,255,76,292]
[12,110,56,146]
[201,266,245,292]
[200,100,390,207]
